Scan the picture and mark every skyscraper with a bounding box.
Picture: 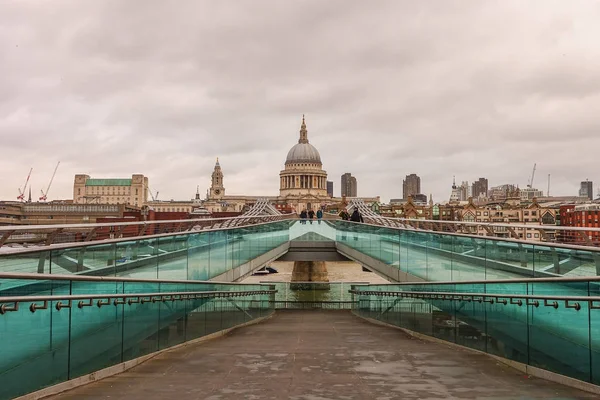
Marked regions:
[326,181,333,197]
[579,180,593,200]
[472,178,488,198]
[402,174,421,199]
[341,173,357,197]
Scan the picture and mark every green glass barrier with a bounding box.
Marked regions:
[331,221,600,281]
[352,279,600,386]
[0,221,290,282]
[0,276,275,400]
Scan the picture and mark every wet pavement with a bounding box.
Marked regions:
[50,310,594,399]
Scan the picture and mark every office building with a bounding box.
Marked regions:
[579,180,593,200]
[402,174,421,200]
[472,178,488,198]
[326,181,333,197]
[341,173,357,197]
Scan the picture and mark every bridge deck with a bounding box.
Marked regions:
[50,310,593,400]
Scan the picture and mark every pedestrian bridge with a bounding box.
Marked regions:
[1,216,600,398]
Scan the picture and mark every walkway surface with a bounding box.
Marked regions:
[51,310,594,400]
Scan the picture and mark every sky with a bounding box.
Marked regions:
[1,1,599,204]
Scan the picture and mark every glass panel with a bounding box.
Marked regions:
[158,235,188,280]
[188,232,210,280]
[0,279,71,399]
[81,243,116,276]
[69,280,124,379]
[0,251,50,274]
[528,280,591,382]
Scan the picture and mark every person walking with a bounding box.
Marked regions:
[339,209,350,221]
[316,208,323,224]
[308,209,315,224]
[350,207,364,223]
[350,207,363,241]
[299,209,307,224]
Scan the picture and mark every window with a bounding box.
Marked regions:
[483,212,488,216]
[527,233,532,238]
[524,211,529,216]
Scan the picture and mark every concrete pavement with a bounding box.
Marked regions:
[50,310,594,399]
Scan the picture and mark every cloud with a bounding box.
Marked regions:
[1,0,600,204]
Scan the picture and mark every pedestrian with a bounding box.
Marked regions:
[339,209,350,221]
[316,208,323,224]
[350,207,363,223]
[308,209,315,224]
[350,207,363,241]
[300,209,307,224]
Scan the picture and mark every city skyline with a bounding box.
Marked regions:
[1,1,600,203]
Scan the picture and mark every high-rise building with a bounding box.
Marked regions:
[341,173,357,197]
[579,180,593,201]
[459,181,470,201]
[472,178,488,198]
[73,174,148,207]
[402,174,421,200]
[326,181,333,197]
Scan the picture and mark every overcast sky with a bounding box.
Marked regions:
[1,1,599,204]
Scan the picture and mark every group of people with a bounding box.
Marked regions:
[299,207,363,224]
[299,208,323,224]
[339,207,364,223]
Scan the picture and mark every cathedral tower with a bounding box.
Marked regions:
[210,158,225,199]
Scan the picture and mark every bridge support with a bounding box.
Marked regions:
[291,261,329,290]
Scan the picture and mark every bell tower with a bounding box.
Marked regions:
[210,158,225,199]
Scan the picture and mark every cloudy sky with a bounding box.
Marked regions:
[1,1,599,204]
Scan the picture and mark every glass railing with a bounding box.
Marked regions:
[333,221,600,280]
[0,274,275,400]
[0,220,291,280]
[351,277,600,386]
[267,281,365,309]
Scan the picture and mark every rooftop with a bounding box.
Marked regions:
[85,179,132,186]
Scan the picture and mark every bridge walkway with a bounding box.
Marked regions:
[49,310,593,400]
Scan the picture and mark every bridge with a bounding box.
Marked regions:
[1,210,600,399]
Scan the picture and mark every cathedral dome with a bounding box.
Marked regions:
[285,143,321,164]
[285,115,322,165]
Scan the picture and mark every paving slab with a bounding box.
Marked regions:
[49,310,595,400]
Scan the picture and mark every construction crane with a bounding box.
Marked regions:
[527,163,537,188]
[17,168,33,201]
[145,183,159,202]
[39,161,60,201]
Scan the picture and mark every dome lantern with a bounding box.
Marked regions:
[285,115,322,165]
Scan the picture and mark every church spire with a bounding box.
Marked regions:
[298,114,309,144]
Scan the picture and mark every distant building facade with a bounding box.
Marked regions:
[560,203,600,245]
[73,174,148,207]
[488,184,517,201]
[341,173,357,197]
[579,180,594,200]
[326,181,333,197]
[472,178,488,198]
[402,174,421,200]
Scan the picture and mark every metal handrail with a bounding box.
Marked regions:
[334,220,600,252]
[349,289,600,311]
[0,272,275,285]
[348,275,600,285]
[0,214,295,233]
[0,216,294,254]
[0,289,277,314]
